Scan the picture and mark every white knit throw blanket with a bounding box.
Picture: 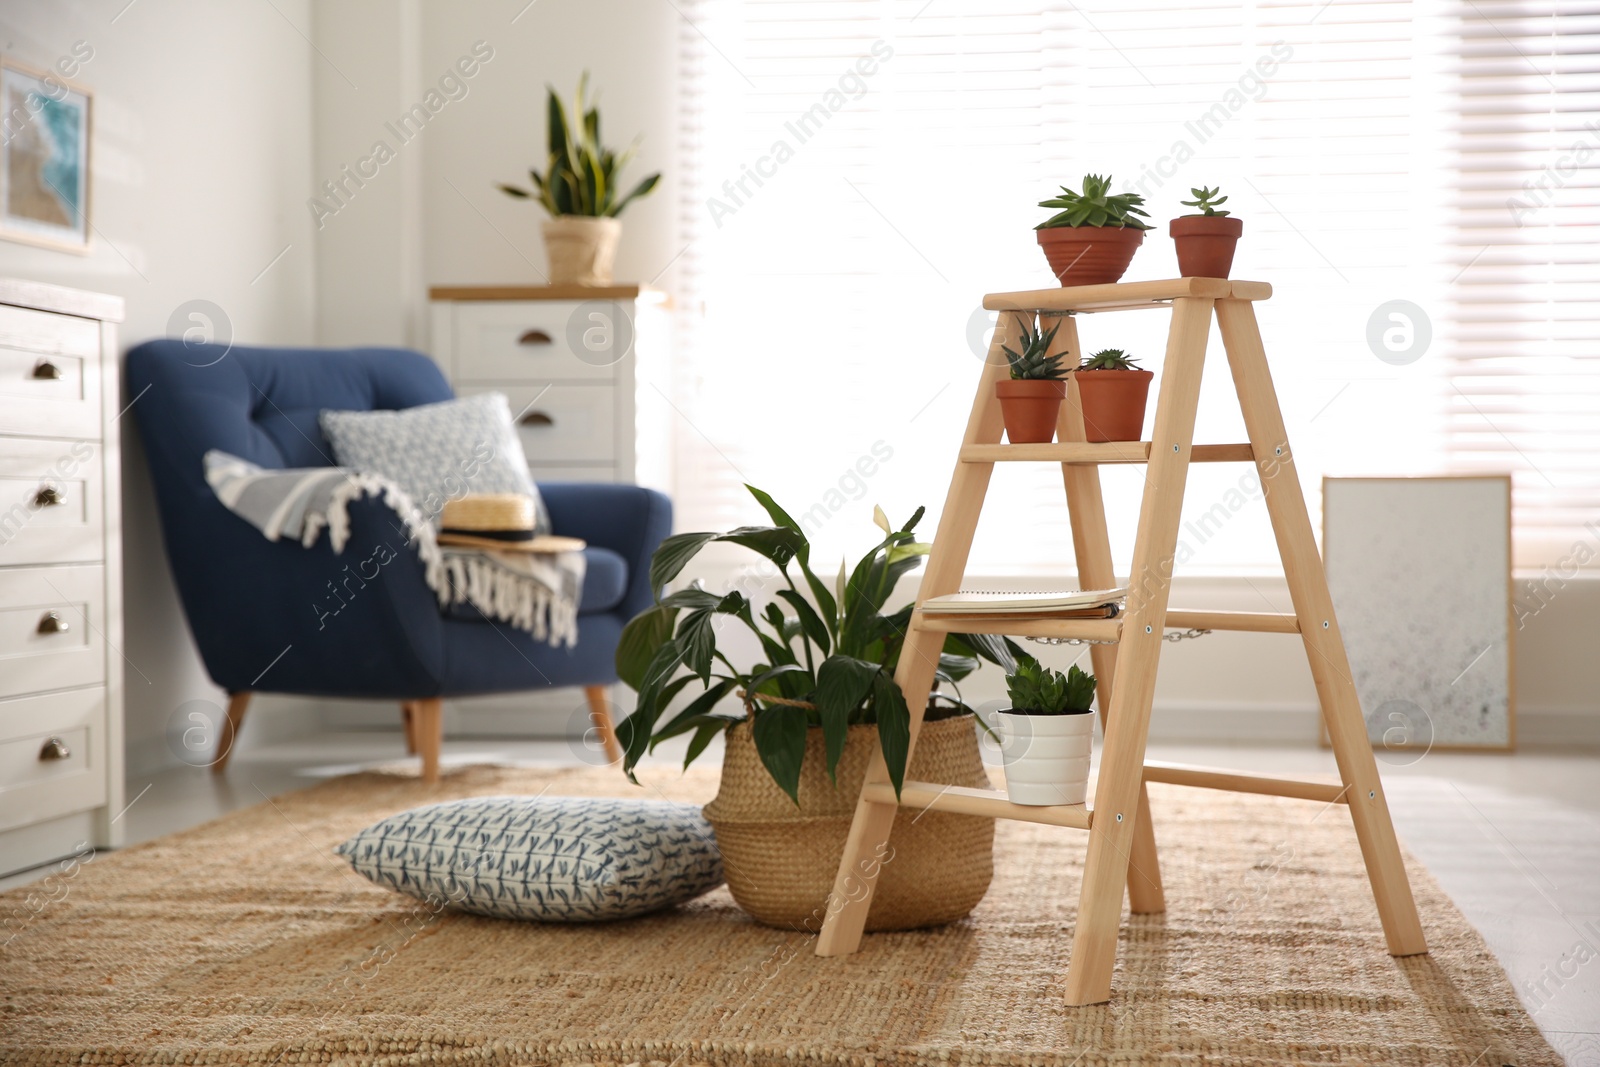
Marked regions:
[203,450,583,647]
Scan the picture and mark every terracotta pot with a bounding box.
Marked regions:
[703,715,994,932]
[1169,215,1243,279]
[542,216,622,285]
[1071,369,1154,442]
[996,379,1067,444]
[1035,225,1145,287]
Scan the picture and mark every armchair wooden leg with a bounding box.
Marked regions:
[213,691,252,775]
[584,685,623,765]
[400,702,417,754]
[412,698,442,783]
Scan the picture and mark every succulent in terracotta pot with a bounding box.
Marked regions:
[1169,185,1243,279]
[996,316,1068,444]
[1072,348,1154,443]
[1035,174,1152,287]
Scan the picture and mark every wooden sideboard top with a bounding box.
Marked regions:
[428,284,666,303]
[0,277,124,322]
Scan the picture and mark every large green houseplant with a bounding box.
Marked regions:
[498,72,661,286]
[615,484,1020,929]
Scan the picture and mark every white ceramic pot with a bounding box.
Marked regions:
[542,215,622,286]
[997,710,1095,806]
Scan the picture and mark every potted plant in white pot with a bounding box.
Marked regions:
[997,655,1097,806]
[614,486,1020,931]
[498,73,661,286]
[1035,173,1153,287]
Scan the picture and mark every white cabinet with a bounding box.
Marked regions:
[0,279,125,876]
[428,285,665,485]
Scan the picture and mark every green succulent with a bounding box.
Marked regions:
[1181,186,1230,217]
[1078,348,1141,372]
[1005,654,1097,715]
[1002,317,1067,380]
[497,72,661,218]
[1037,173,1153,230]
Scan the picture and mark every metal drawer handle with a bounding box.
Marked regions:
[37,611,70,635]
[32,360,62,380]
[34,485,65,507]
[517,329,553,346]
[517,411,555,427]
[39,736,71,761]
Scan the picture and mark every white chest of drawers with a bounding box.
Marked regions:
[0,279,125,877]
[428,285,665,484]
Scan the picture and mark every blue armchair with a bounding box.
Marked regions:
[125,340,670,781]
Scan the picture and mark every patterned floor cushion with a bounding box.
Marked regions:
[337,795,724,921]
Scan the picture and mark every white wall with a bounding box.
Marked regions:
[0,0,319,773]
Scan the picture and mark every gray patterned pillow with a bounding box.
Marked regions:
[336,796,724,922]
[319,392,549,532]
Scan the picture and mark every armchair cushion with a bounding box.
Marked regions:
[319,392,548,531]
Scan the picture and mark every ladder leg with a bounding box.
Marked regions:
[816,310,1018,957]
[1215,298,1426,958]
[1065,296,1214,1005]
[1054,314,1164,915]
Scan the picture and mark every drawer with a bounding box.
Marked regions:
[0,305,102,440]
[466,383,617,465]
[452,301,628,383]
[0,438,105,565]
[529,465,620,485]
[0,565,105,700]
[0,688,107,833]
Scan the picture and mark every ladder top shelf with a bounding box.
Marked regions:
[984,278,1271,314]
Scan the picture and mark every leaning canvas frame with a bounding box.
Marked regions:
[1322,475,1515,753]
[0,57,92,253]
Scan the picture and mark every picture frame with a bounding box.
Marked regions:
[0,57,92,253]
[1322,475,1516,755]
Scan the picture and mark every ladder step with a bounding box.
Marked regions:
[862,780,1093,830]
[1165,610,1300,634]
[983,277,1271,314]
[913,614,1123,641]
[1142,761,1348,804]
[960,442,1255,464]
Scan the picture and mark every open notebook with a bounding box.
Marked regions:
[920,587,1128,616]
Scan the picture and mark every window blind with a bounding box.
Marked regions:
[671,0,1595,572]
[1442,0,1600,560]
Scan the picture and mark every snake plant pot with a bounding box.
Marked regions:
[997,709,1095,806]
[703,715,994,932]
[1072,368,1154,443]
[1170,215,1244,279]
[996,379,1067,444]
[1036,225,1145,287]
[542,216,622,286]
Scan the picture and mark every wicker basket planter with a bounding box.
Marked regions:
[703,714,994,931]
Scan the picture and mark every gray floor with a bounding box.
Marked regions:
[6,734,1598,1063]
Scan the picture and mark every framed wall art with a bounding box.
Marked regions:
[1322,475,1515,754]
[1,57,92,253]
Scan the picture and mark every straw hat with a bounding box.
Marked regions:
[436,494,585,553]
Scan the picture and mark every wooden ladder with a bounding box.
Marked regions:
[814,277,1429,1005]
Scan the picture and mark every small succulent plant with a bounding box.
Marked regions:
[1037,174,1153,230]
[1002,317,1067,380]
[1005,654,1097,715]
[1078,348,1141,372]
[1181,186,1230,217]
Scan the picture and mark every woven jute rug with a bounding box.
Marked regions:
[0,762,1562,1066]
